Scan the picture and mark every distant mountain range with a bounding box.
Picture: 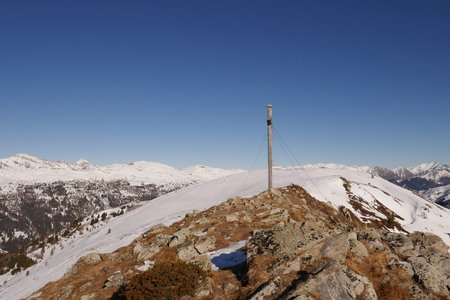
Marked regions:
[0,154,243,255]
[0,154,448,278]
[0,153,243,186]
[369,162,450,208]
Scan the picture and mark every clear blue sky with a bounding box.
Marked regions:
[1,0,449,169]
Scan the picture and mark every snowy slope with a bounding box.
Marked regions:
[1,167,449,300]
[0,154,244,186]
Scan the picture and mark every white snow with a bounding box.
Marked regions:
[410,162,441,175]
[208,240,247,270]
[0,154,244,186]
[0,167,449,299]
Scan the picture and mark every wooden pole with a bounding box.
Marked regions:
[267,104,273,191]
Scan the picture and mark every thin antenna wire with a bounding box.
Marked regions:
[273,126,328,201]
[236,135,266,196]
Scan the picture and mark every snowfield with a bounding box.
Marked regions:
[1,167,449,299]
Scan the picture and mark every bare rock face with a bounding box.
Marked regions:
[383,230,450,296]
[278,261,377,300]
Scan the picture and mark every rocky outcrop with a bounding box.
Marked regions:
[28,185,450,300]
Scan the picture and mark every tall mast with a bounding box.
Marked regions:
[267,104,273,191]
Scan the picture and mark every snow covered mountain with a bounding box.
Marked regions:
[0,154,243,257]
[0,154,243,186]
[369,162,450,207]
[1,166,448,299]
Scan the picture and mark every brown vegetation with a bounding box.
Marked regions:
[122,261,207,300]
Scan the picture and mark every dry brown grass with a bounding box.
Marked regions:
[346,251,411,300]
[123,260,207,300]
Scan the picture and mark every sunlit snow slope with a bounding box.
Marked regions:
[1,167,449,299]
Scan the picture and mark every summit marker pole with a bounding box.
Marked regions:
[267,104,273,191]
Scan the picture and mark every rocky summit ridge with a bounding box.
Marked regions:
[28,185,450,300]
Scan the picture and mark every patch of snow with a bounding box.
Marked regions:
[135,260,154,272]
[208,240,247,270]
[13,231,27,238]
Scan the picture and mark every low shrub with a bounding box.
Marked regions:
[122,260,207,299]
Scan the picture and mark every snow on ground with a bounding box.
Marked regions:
[1,167,449,299]
[209,240,247,270]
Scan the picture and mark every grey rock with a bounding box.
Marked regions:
[80,293,96,300]
[226,214,239,222]
[248,276,281,300]
[133,234,170,260]
[279,261,377,300]
[195,236,216,254]
[409,256,447,295]
[358,228,381,241]
[383,232,416,256]
[104,271,124,288]
[177,241,200,262]
[367,239,385,251]
[59,285,73,299]
[168,228,191,247]
[83,252,102,265]
[349,238,369,263]
[320,233,352,264]
[410,284,432,300]
[224,282,240,293]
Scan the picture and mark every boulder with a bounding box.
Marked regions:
[195,236,216,254]
[226,213,239,223]
[83,252,102,265]
[133,234,170,260]
[103,271,123,288]
[168,228,191,247]
[177,241,200,262]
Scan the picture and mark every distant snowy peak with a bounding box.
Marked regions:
[369,162,449,181]
[0,154,243,185]
[410,162,441,176]
[392,167,415,179]
[0,154,93,171]
[73,158,91,170]
[0,154,54,169]
[366,162,450,208]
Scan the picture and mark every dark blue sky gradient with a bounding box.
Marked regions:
[1,1,449,168]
